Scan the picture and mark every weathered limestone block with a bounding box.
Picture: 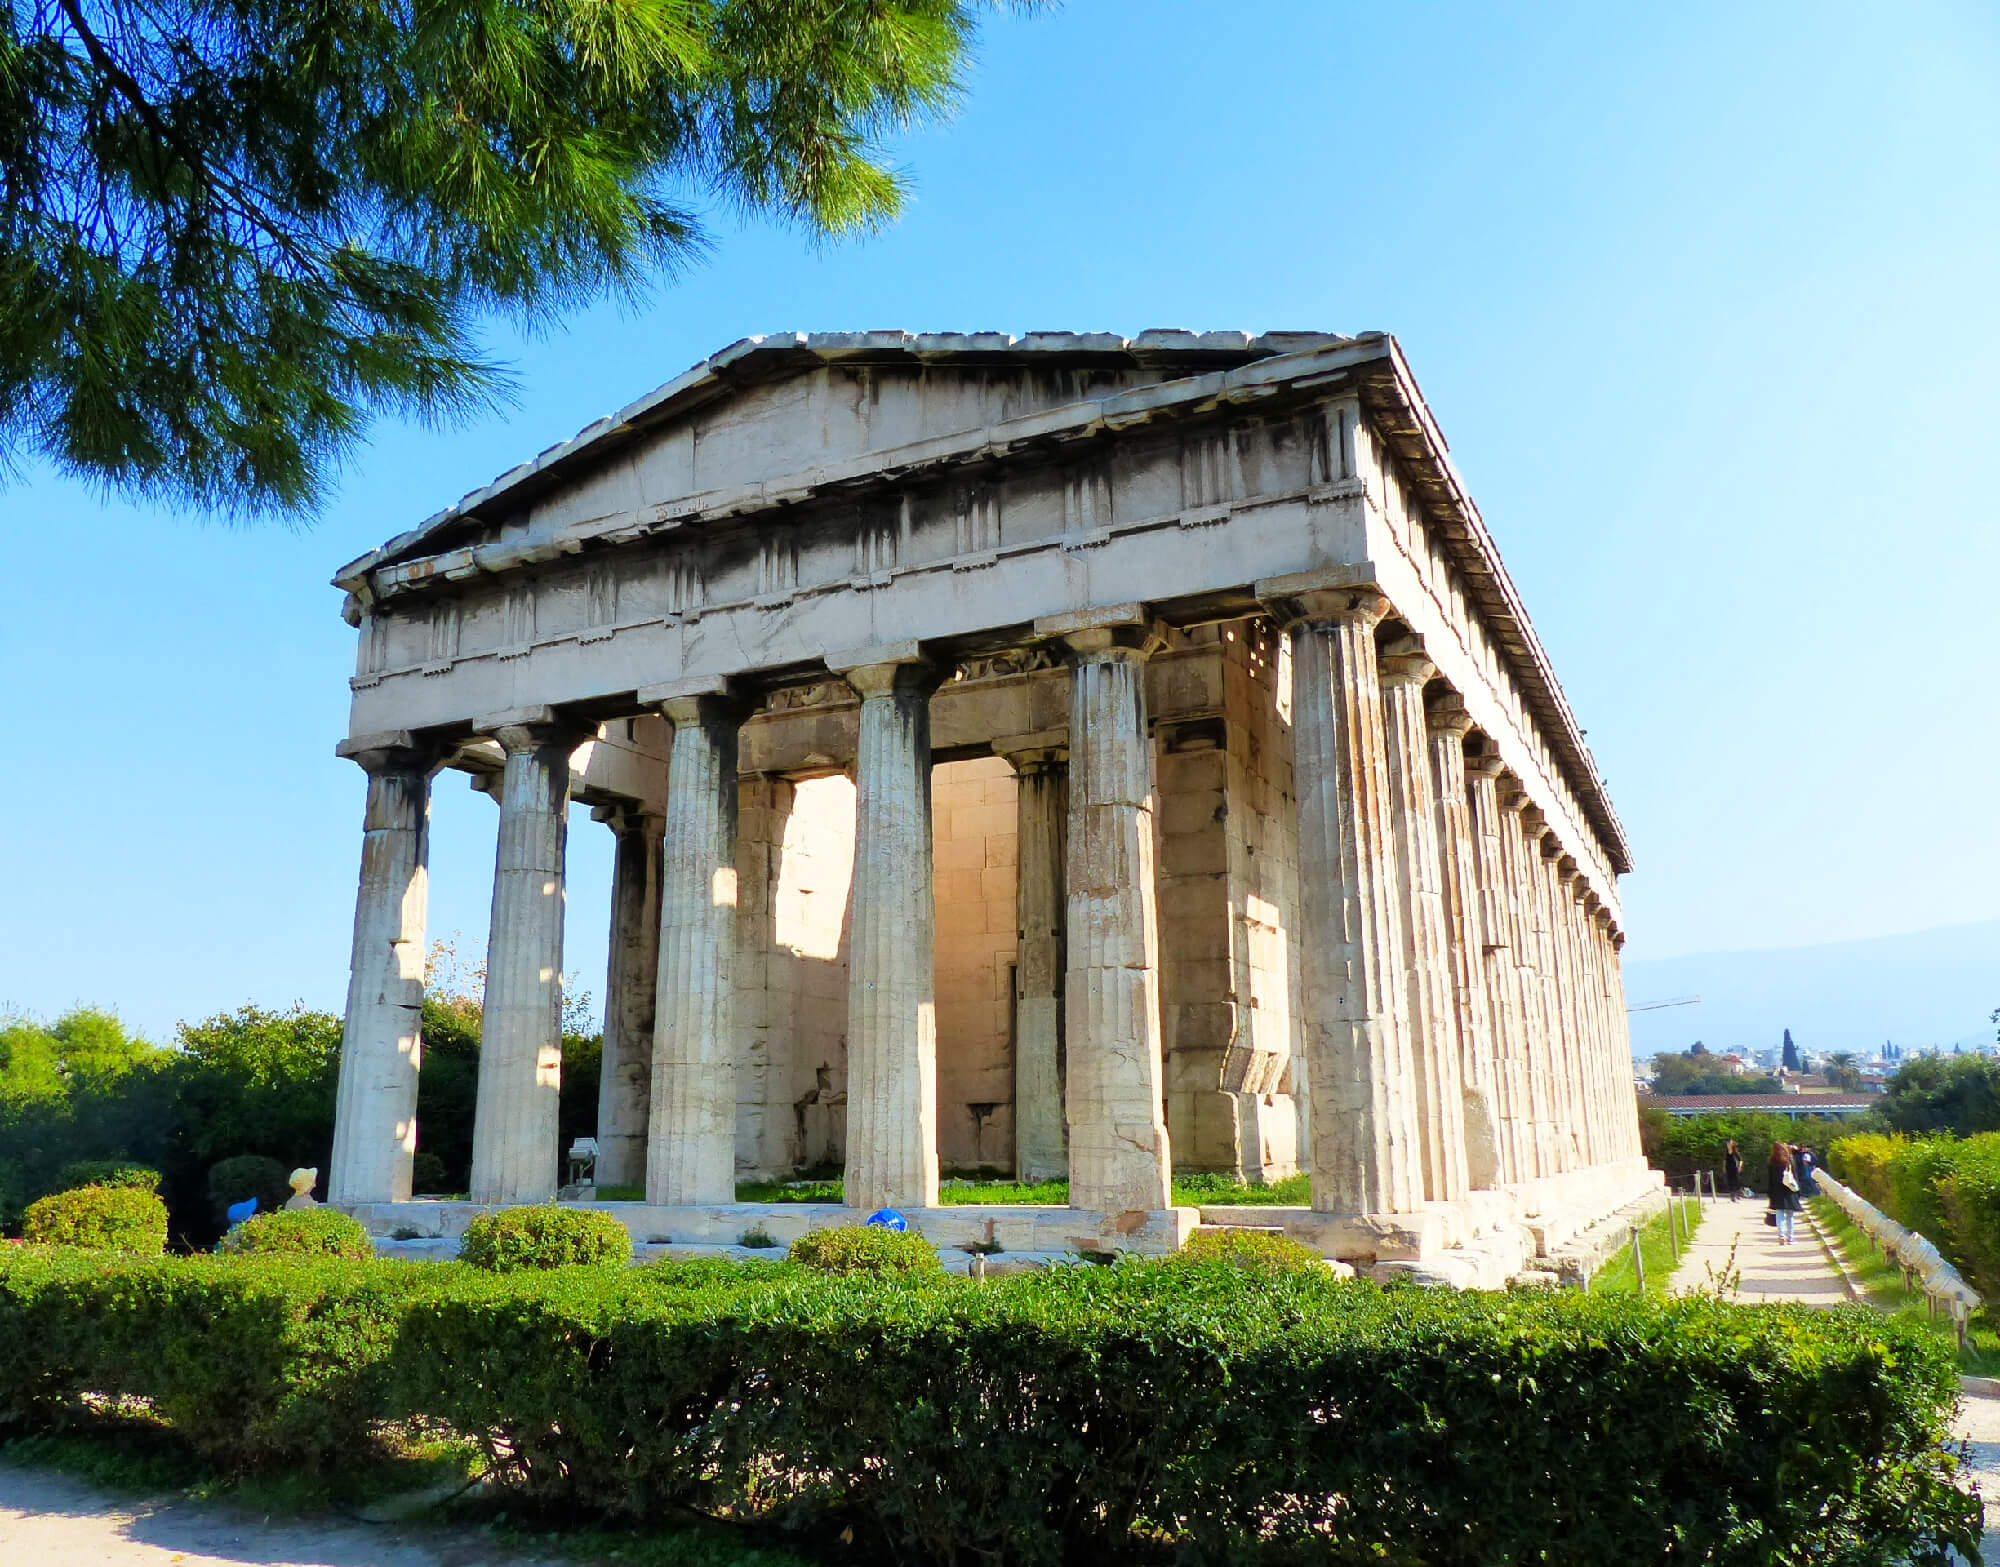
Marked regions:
[1009,749,1068,1182]
[1378,640,1468,1203]
[645,687,743,1205]
[593,802,663,1189]
[329,737,438,1206]
[836,650,941,1211]
[1426,695,1501,1192]
[1273,582,1422,1216]
[1055,616,1173,1213]
[470,713,590,1205]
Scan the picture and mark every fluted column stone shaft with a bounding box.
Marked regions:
[1060,627,1172,1213]
[1607,928,1641,1157]
[330,739,439,1205]
[1283,590,1422,1215]
[594,804,663,1189]
[1010,749,1069,1183]
[1426,697,1501,1190]
[1500,785,1557,1175]
[645,689,743,1205]
[470,716,588,1205]
[1575,884,1611,1164]
[1379,643,1468,1203]
[1464,754,1531,1183]
[838,654,941,1212]
[1528,825,1583,1169]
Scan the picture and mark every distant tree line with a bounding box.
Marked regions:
[0,992,602,1244]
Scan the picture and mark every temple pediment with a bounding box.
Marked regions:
[335,330,1355,594]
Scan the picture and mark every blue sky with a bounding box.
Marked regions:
[4,1,1996,1042]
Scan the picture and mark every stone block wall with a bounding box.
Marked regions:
[735,774,855,1176]
[931,756,1020,1171]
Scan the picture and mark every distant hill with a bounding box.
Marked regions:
[1624,920,1998,1061]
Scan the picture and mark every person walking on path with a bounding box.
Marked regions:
[1724,1139,1743,1201]
[1796,1146,1819,1198]
[1768,1142,1801,1244]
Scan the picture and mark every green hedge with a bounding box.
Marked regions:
[53,1161,161,1194]
[20,1185,168,1253]
[218,1207,374,1260]
[0,1248,1977,1560]
[460,1204,631,1272]
[1832,1129,2000,1300]
[786,1224,940,1275]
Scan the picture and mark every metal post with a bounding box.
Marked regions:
[1630,1224,1646,1294]
[1669,1195,1681,1264]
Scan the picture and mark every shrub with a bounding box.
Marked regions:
[54,1160,160,1194]
[787,1224,941,1276]
[206,1155,293,1226]
[0,1249,411,1469]
[1828,1130,1905,1210]
[1167,1227,1325,1275]
[20,1185,167,1253]
[219,1208,373,1260]
[0,1250,1979,1557]
[459,1205,631,1273]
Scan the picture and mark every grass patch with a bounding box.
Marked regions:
[1591,1192,1703,1299]
[1808,1195,2000,1375]
[1174,1171,1313,1206]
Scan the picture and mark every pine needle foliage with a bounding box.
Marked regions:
[0,0,1033,517]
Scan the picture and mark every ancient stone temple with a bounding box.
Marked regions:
[327,331,1654,1282]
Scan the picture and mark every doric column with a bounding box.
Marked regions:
[1464,752,1531,1183]
[1006,743,1069,1183]
[1275,585,1422,1216]
[1577,886,1610,1165]
[1527,821,1583,1170]
[1052,616,1172,1213]
[1378,640,1467,1204]
[1606,923,1642,1158]
[592,803,663,1190]
[833,647,941,1212]
[470,711,590,1205]
[642,683,744,1206]
[1554,862,1596,1164]
[1426,696,1501,1190]
[329,734,441,1205]
[1499,781,1557,1175]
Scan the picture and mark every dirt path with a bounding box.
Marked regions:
[1668,1191,1999,1557]
[1665,1189,1852,1304]
[0,1465,567,1567]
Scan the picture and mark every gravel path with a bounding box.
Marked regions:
[0,1465,567,1566]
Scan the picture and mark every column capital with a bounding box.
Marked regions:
[637,674,747,726]
[825,641,939,700]
[1426,691,1478,740]
[335,729,448,776]
[1464,750,1507,782]
[1496,773,1532,812]
[474,706,595,754]
[1034,605,1166,663]
[993,728,1069,771]
[1254,565,1389,631]
[1377,635,1436,689]
[590,800,665,835]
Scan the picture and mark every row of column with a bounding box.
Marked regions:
[329,617,1175,1214]
[1285,585,1640,1216]
[330,594,1638,1218]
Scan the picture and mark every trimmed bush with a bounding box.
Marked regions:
[1167,1227,1325,1275]
[0,1249,411,1468]
[1833,1129,2000,1300]
[787,1224,941,1276]
[219,1208,373,1260]
[0,1249,1979,1557]
[53,1160,160,1194]
[206,1155,293,1226]
[20,1185,167,1253]
[460,1205,631,1273]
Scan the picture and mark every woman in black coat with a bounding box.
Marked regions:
[1723,1139,1743,1201]
[1767,1142,1801,1245]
